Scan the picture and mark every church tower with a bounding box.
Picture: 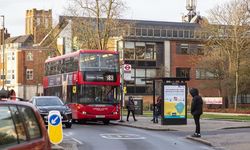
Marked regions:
[25,9,52,44]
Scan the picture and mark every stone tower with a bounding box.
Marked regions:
[25,9,52,44]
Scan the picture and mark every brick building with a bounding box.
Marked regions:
[56,17,220,106]
[1,35,53,99]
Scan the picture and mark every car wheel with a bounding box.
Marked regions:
[65,122,72,128]
[103,120,110,125]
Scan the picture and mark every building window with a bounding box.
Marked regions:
[161,29,166,37]
[148,29,153,36]
[26,69,33,80]
[167,30,173,37]
[12,52,15,60]
[136,28,141,36]
[196,68,216,80]
[129,28,135,36]
[176,43,189,54]
[178,30,184,38]
[154,29,160,37]
[142,28,147,36]
[184,30,190,38]
[45,18,49,28]
[26,52,33,61]
[135,42,145,60]
[145,44,156,60]
[176,43,204,55]
[176,68,190,78]
[124,42,135,59]
[197,44,204,55]
[173,30,178,37]
[36,17,41,26]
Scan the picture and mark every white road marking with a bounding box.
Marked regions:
[100,133,146,140]
[72,138,83,145]
[64,132,73,136]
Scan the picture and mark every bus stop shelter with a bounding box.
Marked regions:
[143,77,190,124]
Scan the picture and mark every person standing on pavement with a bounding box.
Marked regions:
[151,96,162,123]
[126,96,137,121]
[189,88,203,137]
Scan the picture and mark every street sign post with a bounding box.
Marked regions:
[48,110,63,145]
[123,64,132,81]
[123,64,131,72]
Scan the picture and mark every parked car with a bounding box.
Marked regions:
[30,96,72,128]
[0,99,51,150]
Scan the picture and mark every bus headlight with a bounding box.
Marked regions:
[82,111,87,115]
[113,112,118,115]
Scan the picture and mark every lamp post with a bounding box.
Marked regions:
[0,15,8,98]
[118,39,125,122]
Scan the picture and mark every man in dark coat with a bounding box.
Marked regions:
[126,96,137,121]
[190,88,203,137]
[152,96,162,123]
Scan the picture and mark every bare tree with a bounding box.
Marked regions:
[201,0,250,111]
[65,0,128,50]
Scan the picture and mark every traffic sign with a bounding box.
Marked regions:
[124,64,131,72]
[48,110,63,145]
[123,87,127,94]
[72,85,76,93]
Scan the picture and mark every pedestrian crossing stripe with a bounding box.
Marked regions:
[100,133,145,139]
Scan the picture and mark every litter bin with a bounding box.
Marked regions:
[133,98,143,115]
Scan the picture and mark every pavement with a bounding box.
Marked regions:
[110,114,250,150]
[55,112,250,150]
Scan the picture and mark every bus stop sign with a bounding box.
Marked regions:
[48,110,63,145]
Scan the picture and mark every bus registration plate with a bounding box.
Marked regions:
[96,115,105,118]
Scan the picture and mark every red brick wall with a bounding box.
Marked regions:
[170,41,219,97]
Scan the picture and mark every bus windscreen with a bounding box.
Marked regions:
[77,85,118,104]
[79,53,119,72]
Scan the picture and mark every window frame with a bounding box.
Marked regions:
[26,69,33,80]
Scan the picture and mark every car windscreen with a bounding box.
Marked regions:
[35,98,64,106]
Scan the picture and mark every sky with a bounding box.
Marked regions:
[0,0,231,37]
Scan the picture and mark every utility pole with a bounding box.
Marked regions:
[119,40,125,122]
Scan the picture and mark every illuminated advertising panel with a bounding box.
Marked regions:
[162,82,187,125]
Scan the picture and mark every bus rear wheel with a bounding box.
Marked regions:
[103,120,110,125]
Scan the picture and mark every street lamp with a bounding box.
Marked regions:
[117,39,125,122]
[0,15,8,98]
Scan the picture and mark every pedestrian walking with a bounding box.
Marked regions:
[189,88,203,138]
[126,96,137,121]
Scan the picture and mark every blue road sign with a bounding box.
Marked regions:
[49,114,60,126]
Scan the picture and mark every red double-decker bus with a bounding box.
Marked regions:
[43,50,120,124]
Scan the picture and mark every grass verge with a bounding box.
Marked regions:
[122,110,250,122]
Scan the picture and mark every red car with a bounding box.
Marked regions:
[0,99,51,150]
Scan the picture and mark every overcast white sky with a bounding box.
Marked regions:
[0,0,231,36]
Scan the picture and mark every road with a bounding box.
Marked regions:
[63,122,214,150]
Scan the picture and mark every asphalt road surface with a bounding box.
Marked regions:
[64,122,215,150]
